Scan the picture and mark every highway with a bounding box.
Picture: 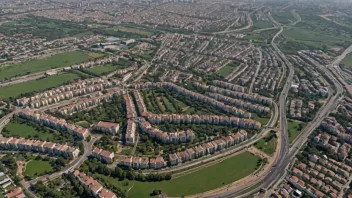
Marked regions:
[200,9,344,198]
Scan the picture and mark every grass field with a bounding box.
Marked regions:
[112,26,153,37]
[2,122,54,140]
[86,52,105,58]
[24,160,53,178]
[76,121,91,128]
[341,53,352,69]
[85,64,117,75]
[272,11,295,25]
[288,119,307,143]
[253,20,274,29]
[0,72,80,100]
[116,152,260,197]
[254,134,277,155]
[216,62,239,77]
[252,113,270,125]
[0,51,91,81]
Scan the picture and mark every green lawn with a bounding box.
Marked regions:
[76,121,91,128]
[161,96,177,113]
[272,11,295,25]
[216,62,239,77]
[288,119,307,143]
[85,64,118,75]
[0,51,91,81]
[253,20,274,29]
[0,72,80,100]
[2,122,54,140]
[126,152,260,197]
[112,26,153,37]
[254,134,277,155]
[24,160,53,178]
[251,113,270,126]
[341,53,352,69]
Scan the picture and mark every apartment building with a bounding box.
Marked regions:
[18,108,89,139]
[91,147,115,164]
[95,121,120,135]
[124,94,137,119]
[0,136,79,159]
[73,170,117,198]
[125,120,137,144]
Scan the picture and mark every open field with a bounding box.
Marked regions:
[76,121,90,128]
[252,20,274,29]
[0,72,80,100]
[2,122,54,140]
[251,113,270,125]
[24,160,53,178]
[216,62,239,77]
[288,119,307,143]
[0,51,91,81]
[94,152,260,197]
[341,53,352,69]
[254,132,277,155]
[272,11,295,25]
[112,26,154,37]
[85,64,117,75]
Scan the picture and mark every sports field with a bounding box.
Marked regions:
[0,51,91,81]
[24,160,53,178]
[0,72,80,100]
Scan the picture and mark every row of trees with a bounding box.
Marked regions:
[80,158,172,183]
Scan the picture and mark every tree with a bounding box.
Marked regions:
[86,135,92,142]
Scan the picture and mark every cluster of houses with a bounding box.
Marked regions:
[208,85,272,106]
[124,94,137,119]
[207,92,270,115]
[291,76,329,98]
[125,120,137,144]
[91,147,115,164]
[320,117,352,145]
[58,89,126,115]
[119,156,167,169]
[287,154,352,198]
[134,82,252,118]
[73,170,117,198]
[145,112,261,130]
[67,55,119,71]
[163,83,251,118]
[16,78,121,107]
[313,133,351,161]
[0,136,80,159]
[169,130,248,165]
[18,108,89,139]
[139,120,195,144]
[289,99,309,119]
